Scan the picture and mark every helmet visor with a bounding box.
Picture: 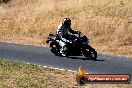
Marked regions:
[65,22,71,27]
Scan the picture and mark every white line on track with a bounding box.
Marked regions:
[25,62,77,73]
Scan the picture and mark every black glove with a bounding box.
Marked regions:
[77,31,81,34]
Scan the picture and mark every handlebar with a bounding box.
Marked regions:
[77,31,81,38]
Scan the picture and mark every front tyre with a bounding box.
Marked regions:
[50,42,61,56]
[83,49,97,60]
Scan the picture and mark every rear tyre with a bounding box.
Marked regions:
[50,42,61,56]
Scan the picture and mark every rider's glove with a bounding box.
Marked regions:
[77,31,81,34]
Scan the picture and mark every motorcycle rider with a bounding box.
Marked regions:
[56,18,78,56]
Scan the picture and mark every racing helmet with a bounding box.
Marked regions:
[63,18,71,27]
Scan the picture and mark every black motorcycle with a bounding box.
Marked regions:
[46,31,97,60]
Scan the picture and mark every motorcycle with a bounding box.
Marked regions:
[46,31,97,60]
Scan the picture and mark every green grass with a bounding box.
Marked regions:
[0,59,132,88]
[0,59,70,88]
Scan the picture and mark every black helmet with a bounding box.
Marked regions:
[63,18,71,27]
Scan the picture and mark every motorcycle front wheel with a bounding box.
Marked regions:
[83,49,97,60]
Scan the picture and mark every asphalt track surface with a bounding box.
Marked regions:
[0,42,132,81]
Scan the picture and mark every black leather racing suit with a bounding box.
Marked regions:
[56,23,77,55]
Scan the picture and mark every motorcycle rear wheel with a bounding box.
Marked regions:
[50,42,61,56]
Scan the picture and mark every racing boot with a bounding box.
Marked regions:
[60,46,67,57]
